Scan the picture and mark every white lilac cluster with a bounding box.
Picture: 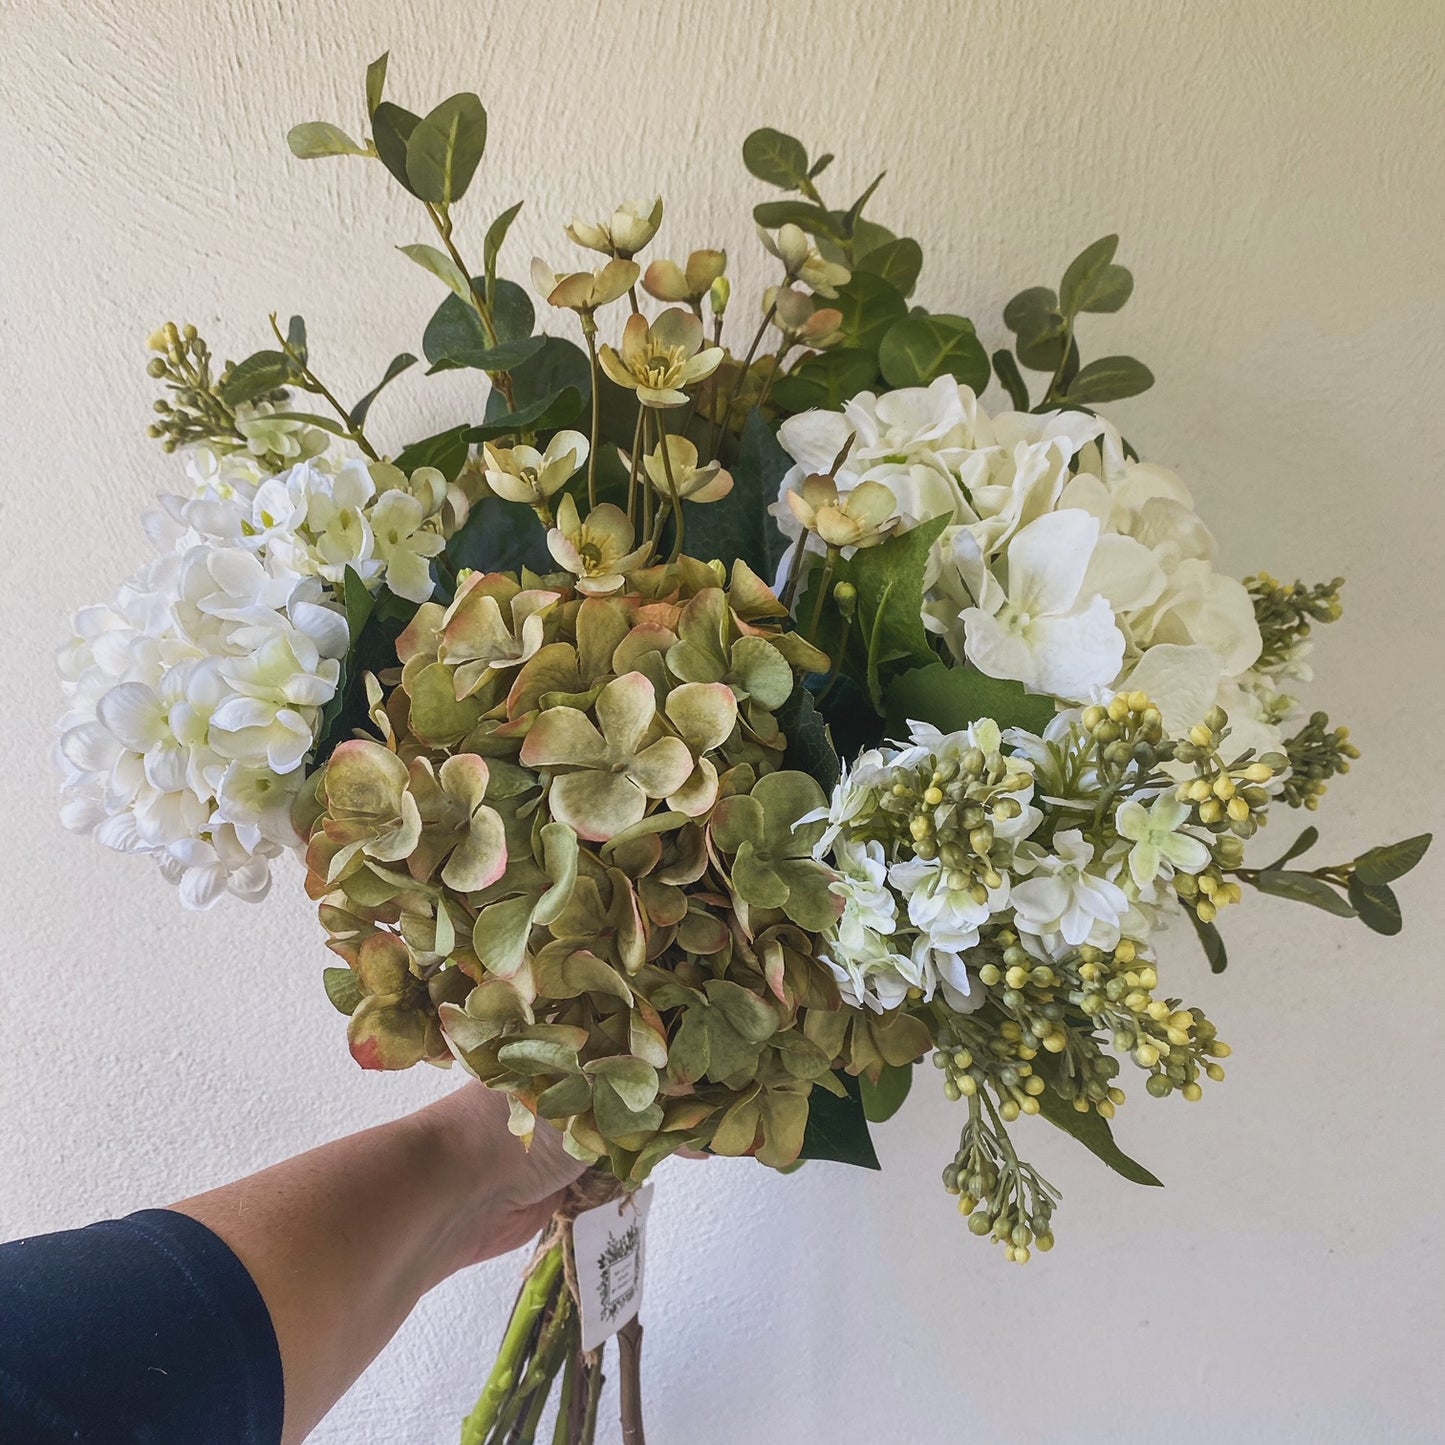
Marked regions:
[55,446,453,909]
[771,377,1281,755]
[811,714,1213,1015]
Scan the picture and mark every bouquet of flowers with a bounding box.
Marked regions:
[55,55,1430,1443]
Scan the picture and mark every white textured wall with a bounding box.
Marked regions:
[3,2,1443,1441]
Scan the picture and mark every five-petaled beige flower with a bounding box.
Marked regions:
[757,223,851,298]
[769,286,845,349]
[786,474,899,549]
[546,496,651,595]
[482,431,588,508]
[598,308,724,408]
[640,435,734,504]
[565,198,664,259]
[642,249,727,305]
[531,257,638,313]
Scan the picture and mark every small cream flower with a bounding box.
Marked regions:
[482,432,589,508]
[757,223,851,298]
[640,435,734,504]
[769,286,845,349]
[546,496,650,595]
[786,474,899,550]
[565,198,664,258]
[531,257,639,313]
[598,308,723,408]
[642,249,727,304]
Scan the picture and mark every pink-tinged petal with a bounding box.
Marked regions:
[668,757,719,817]
[628,736,695,798]
[665,681,737,753]
[548,771,646,842]
[519,707,607,768]
[438,752,491,811]
[324,739,410,814]
[442,805,508,892]
[618,311,653,368]
[651,307,703,356]
[348,996,427,1071]
[594,672,658,756]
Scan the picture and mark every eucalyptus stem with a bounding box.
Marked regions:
[1040,319,1076,409]
[461,1242,565,1445]
[267,314,380,461]
[805,546,839,643]
[617,1318,647,1445]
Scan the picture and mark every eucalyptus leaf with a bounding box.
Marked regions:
[287,121,368,159]
[808,152,834,180]
[371,102,421,194]
[885,660,1055,736]
[348,352,416,427]
[1061,355,1155,404]
[1348,876,1402,935]
[1035,1086,1163,1187]
[470,385,586,440]
[483,200,523,292]
[842,171,885,237]
[426,336,546,376]
[1353,832,1432,885]
[393,424,471,481]
[264,411,349,437]
[220,349,294,407]
[488,335,591,419]
[341,566,375,642]
[448,496,550,575]
[855,237,923,298]
[285,314,307,364]
[752,199,844,238]
[743,127,811,191]
[991,348,1030,410]
[878,313,989,391]
[1004,286,1067,371]
[1252,869,1357,917]
[860,1061,913,1123]
[396,243,473,302]
[405,92,487,205]
[770,347,879,413]
[491,278,536,343]
[831,271,908,354]
[1059,234,1134,316]
[365,52,389,116]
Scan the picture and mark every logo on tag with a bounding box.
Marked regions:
[572,1183,653,1353]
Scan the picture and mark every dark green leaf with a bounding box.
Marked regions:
[471,385,586,440]
[393,424,471,482]
[1262,825,1319,871]
[264,411,349,436]
[1059,233,1134,316]
[342,565,375,642]
[1353,833,1432,885]
[1036,1086,1163,1186]
[847,217,895,261]
[285,315,307,364]
[878,313,989,392]
[483,201,523,294]
[798,1070,880,1169]
[1252,870,1357,917]
[426,336,546,376]
[220,349,294,407]
[685,407,793,582]
[831,272,908,354]
[323,966,364,1016]
[447,495,550,575]
[491,278,536,343]
[752,199,843,238]
[885,660,1055,736]
[855,238,923,299]
[841,171,885,237]
[287,121,367,159]
[1003,286,1067,372]
[1189,911,1228,973]
[807,152,834,180]
[405,92,487,205]
[991,349,1030,410]
[778,683,840,791]
[371,102,420,194]
[860,1062,913,1123]
[1061,355,1155,405]
[348,352,416,427]
[365,52,388,117]
[743,127,810,191]
[1348,876,1402,935]
[770,347,880,413]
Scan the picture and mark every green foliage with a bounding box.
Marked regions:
[393,424,471,481]
[1263,825,1319,870]
[471,387,586,441]
[286,121,367,159]
[220,349,294,407]
[1251,869,1356,917]
[423,277,538,372]
[860,1061,913,1123]
[482,201,523,296]
[405,93,487,205]
[831,272,909,353]
[323,965,364,1015]
[885,660,1055,736]
[1353,832,1431,884]
[371,102,421,194]
[991,348,1030,410]
[752,199,843,238]
[1189,912,1229,974]
[1061,355,1154,405]
[743,127,812,192]
[348,352,416,427]
[396,242,472,301]
[798,1070,880,1169]
[364,52,389,117]
[1059,234,1134,317]
[879,313,990,392]
[447,497,551,575]
[1348,876,1402,935]
[855,237,923,297]
[1035,1085,1163,1187]
[684,408,793,582]
[769,348,878,413]
[777,683,841,792]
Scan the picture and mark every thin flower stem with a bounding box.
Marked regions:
[268,315,380,461]
[806,547,838,643]
[583,328,602,510]
[709,296,779,455]
[625,406,646,526]
[752,344,791,415]
[655,414,686,562]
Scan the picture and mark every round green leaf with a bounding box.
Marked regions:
[743,127,810,191]
[878,313,989,391]
[405,92,487,205]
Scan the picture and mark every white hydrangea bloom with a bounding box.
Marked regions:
[56,444,454,909]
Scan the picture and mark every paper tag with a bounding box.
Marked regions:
[571,1183,653,1352]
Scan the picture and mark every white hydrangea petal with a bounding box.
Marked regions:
[1004,509,1100,616]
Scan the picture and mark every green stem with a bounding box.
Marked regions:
[806,547,838,644]
[709,296,779,456]
[461,1241,565,1445]
[550,1347,580,1445]
[268,314,380,461]
[655,414,686,562]
[625,405,646,526]
[1040,320,1076,410]
[579,1353,604,1445]
[583,326,602,510]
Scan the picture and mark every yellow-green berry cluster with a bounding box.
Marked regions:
[1247,572,1344,677]
[1281,710,1361,810]
[144,322,277,455]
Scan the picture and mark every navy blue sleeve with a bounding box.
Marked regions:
[0,1207,284,1444]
